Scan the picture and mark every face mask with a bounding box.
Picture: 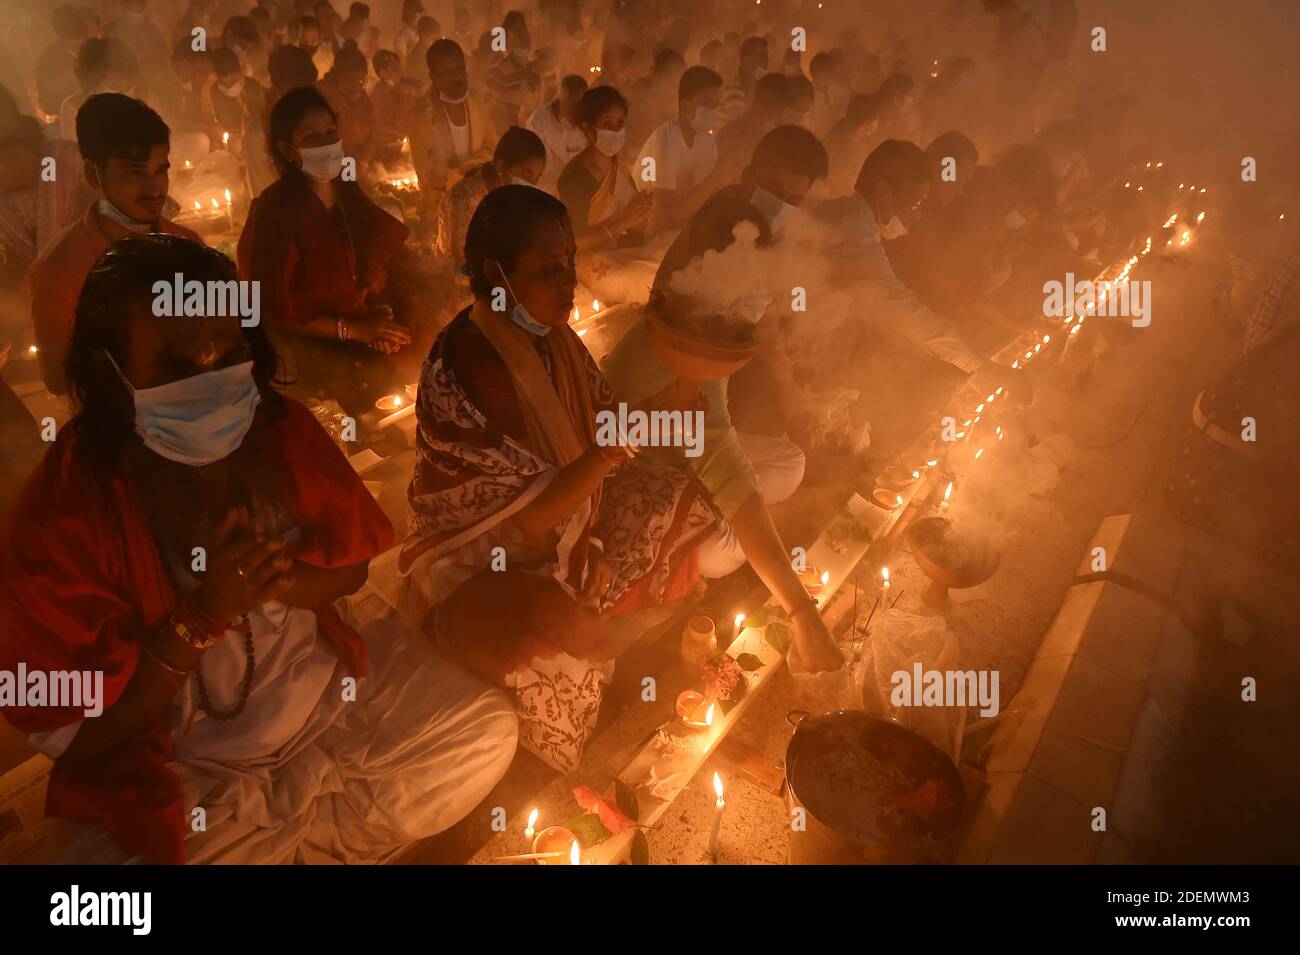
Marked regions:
[438,88,468,104]
[97,197,152,233]
[692,106,719,131]
[495,267,550,336]
[218,79,244,98]
[594,127,626,157]
[750,186,795,231]
[1004,209,1028,231]
[111,355,261,466]
[299,140,345,181]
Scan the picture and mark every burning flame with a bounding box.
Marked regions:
[705,702,716,727]
[820,570,829,586]
[224,189,232,204]
[713,771,724,801]
[525,808,538,833]
[193,201,201,210]
[569,840,580,865]
[943,482,954,503]
[592,300,601,312]
[881,566,890,587]
[974,448,985,460]
[210,198,219,208]
[734,613,746,629]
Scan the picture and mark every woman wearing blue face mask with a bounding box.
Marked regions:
[1,234,516,863]
[238,85,414,415]
[398,185,717,770]
[557,85,653,253]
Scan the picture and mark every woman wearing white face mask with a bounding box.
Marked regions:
[436,125,547,267]
[0,233,519,863]
[238,86,414,415]
[557,85,653,252]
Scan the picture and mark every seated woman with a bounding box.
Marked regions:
[238,85,414,415]
[391,185,717,772]
[557,86,653,254]
[434,125,547,267]
[0,235,517,863]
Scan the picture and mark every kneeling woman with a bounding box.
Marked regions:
[239,86,414,415]
[0,235,517,863]
[395,185,716,772]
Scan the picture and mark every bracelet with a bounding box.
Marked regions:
[337,318,350,341]
[145,642,195,677]
[169,600,226,651]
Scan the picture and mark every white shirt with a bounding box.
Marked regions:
[527,101,585,194]
[816,191,984,373]
[447,115,471,162]
[636,117,718,194]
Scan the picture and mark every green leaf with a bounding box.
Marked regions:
[764,621,792,654]
[735,652,765,671]
[613,779,640,822]
[630,829,650,865]
[564,813,613,847]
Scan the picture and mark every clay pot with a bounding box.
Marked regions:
[645,310,758,381]
[907,516,1001,609]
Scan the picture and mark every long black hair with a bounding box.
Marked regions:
[64,233,285,470]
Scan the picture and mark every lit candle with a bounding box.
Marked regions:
[1059,321,1082,365]
[940,481,953,512]
[819,570,829,588]
[224,189,234,230]
[569,840,581,865]
[881,566,891,594]
[708,772,725,858]
[524,808,538,841]
[974,448,985,461]
[222,130,230,148]
[734,612,746,632]
[592,299,601,312]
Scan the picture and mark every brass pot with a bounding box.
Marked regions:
[784,710,964,864]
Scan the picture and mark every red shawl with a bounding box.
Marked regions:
[0,397,393,864]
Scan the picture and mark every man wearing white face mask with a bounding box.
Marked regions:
[817,139,986,376]
[636,66,723,233]
[30,93,201,395]
[408,39,499,197]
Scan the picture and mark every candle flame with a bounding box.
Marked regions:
[1196,211,1206,223]
[1042,334,1051,344]
[705,702,716,727]
[592,300,601,311]
[526,808,538,831]
[820,570,829,585]
[881,566,890,586]
[895,494,903,507]
[975,403,984,413]
[974,448,985,460]
[1070,323,1082,335]
[943,481,953,502]
[995,386,1003,395]
[577,328,588,337]
[1011,360,1019,369]
[193,200,201,210]
[224,189,232,203]
[569,840,580,865]
[926,459,939,467]
[713,771,724,800]
[28,344,38,354]
[210,198,219,208]
[734,613,745,629]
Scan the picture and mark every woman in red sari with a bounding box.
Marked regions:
[238,85,413,415]
[0,234,517,863]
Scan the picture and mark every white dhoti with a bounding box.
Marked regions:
[54,591,517,864]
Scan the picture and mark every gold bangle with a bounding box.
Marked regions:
[145,643,195,677]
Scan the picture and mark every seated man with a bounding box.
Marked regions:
[29,93,200,395]
[526,73,587,195]
[0,234,516,863]
[318,44,374,163]
[715,72,788,182]
[636,65,724,234]
[408,39,498,199]
[601,193,844,676]
[483,10,540,132]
